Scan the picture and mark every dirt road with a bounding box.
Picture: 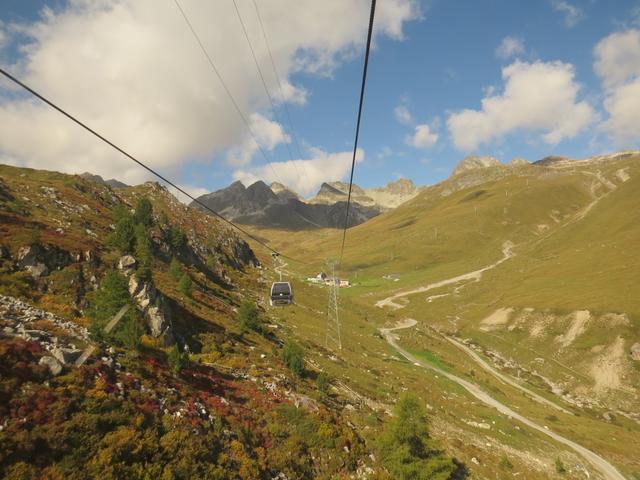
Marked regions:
[375,241,514,309]
[443,334,573,415]
[380,322,626,480]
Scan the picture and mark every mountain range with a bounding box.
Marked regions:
[191,178,419,230]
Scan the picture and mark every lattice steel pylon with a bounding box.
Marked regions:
[325,262,342,351]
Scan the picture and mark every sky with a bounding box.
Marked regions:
[1,0,639,200]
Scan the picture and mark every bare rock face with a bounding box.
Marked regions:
[52,346,82,365]
[117,255,137,271]
[453,156,502,176]
[39,356,63,376]
[17,245,49,278]
[631,342,640,361]
[16,244,73,278]
[125,271,172,340]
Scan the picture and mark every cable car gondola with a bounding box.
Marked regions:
[270,282,293,306]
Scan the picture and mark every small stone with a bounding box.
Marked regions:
[52,347,82,364]
[631,343,640,361]
[39,356,63,376]
[117,255,137,271]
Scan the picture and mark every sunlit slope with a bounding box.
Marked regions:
[256,164,595,284]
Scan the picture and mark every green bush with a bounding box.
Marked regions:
[109,216,136,253]
[169,226,187,250]
[134,224,153,281]
[238,300,260,333]
[555,458,566,474]
[316,372,330,395]
[134,197,153,227]
[89,270,142,348]
[169,257,182,281]
[168,344,188,373]
[282,340,304,377]
[28,226,41,246]
[115,315,145,350]
[178,273,193,298]
[499,455,513,470]
[379,394,456,480]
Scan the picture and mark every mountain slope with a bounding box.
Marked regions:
[247,151,640,478]
[309,179,420,209]
[192,180,380,230]
[0,164,413,479]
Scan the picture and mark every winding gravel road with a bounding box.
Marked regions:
[380,321,626,479]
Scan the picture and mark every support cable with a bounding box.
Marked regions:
[172,0,283,184]
[0,66,304,263]
[338,0,377,265]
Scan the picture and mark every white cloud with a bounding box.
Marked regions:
[601,79,640,143]
[406,124,438,149]
[233,147,363,197]
[594,29,640,89]
[0,0,419,185]
[594,29,640,144]
[551,0,585,28]
[495,36,525,59]
[225,113,290,167]
[447,61,595,152]
[394,104,413,124]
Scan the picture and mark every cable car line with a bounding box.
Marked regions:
[0,66,306,264]
[231,0,304,186]
[338,0,377,265]
[250,0,310,179]
[172,0,283,185]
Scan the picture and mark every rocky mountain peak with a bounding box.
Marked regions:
[270,182,302,201]
[509,157,529,166]
[453,156,502,176]
[79,172,128,188]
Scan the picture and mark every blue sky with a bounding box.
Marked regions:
[1,0,639,198]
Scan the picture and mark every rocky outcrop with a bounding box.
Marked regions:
[193,181,380,230]
[631,343,640,361]
[364,179,419,209]
[270,182,302,201]
[52,346,82,365]
[453,156,502,176]
[118,255,137,272]
[118,256,173,342]
[79,172,128,188]
[510,157,529,166]
[16,244,73,278]
[39,355,63,376]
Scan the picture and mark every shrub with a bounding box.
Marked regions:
[169,226,187,250]
[134,224,153,281]
[379,393,456,480]
[115,315,145,350]
[28,226,41,246]
[169,257,182,281]
[178,273,193,298]
[168,344,188,373]
[316,372,330,395]
[134,197,153,227]
[111,204,131,222]
[282,340,304,377]
[499,455,513,470]
[109,216,136,253]
[89,270,141,348]
[555,458,566,474]
[238,300,260,333]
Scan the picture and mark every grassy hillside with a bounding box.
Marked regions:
[3,164,448,479]
[246,153,640,478]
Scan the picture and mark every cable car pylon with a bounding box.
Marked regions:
[325,261,342,351]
